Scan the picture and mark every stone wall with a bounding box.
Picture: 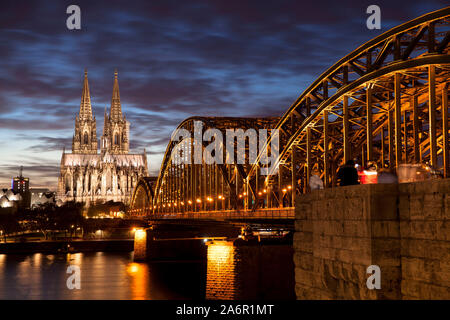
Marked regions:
[294,179,450,299]
[398,179,450,299]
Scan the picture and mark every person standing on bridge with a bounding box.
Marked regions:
[337,160,359,186]
[309,169,324,190]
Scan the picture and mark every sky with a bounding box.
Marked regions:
[0,0,447,189]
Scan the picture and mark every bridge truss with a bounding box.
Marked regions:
[130,8,450,217]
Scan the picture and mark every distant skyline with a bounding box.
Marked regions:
[0,0,447,189]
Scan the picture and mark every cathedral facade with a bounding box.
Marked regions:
[57,70,148,205]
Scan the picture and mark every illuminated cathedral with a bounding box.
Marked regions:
[57,70,148,205]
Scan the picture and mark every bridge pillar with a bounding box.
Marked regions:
[133,228,148,261]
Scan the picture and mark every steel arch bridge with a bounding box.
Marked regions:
[130,8,450,218]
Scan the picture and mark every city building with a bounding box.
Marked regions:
[30,188,55,208]
[57,70,148,206]
[0,188,21,211]
[11,167,30,208]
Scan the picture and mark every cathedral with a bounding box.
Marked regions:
[57,70,148,205]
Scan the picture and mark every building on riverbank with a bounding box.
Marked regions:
[56,70,148,206]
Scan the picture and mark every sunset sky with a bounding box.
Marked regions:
[0,0,447,189]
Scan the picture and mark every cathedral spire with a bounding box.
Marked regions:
[72,69,98,154]
[79,69,93,120]
[110,69,122,122]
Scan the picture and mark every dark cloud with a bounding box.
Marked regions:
[0,0,447,186]
[26,136,72,152]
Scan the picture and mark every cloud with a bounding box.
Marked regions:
[0,0,447,186]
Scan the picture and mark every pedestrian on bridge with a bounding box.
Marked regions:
[309,169,324,190]
[337,160,359,186]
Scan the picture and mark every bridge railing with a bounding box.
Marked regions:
[148,207,295,220]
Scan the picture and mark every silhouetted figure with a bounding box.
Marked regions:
[337,160,359,186]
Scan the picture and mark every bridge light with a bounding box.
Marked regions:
[263,189,267,193]
[239,194,243,198]
[287,185,292,190]
[243,192,247,196]
[168,203,171,207]
[135,229,146,241]
[188,200,192,205]
[196,198,202,203]
[181,202,185,206]
[163,204,166,208]
[282,188,287,193]
[258,192,262,196]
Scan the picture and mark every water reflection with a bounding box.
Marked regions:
[0,252,205,300]
[0,241,294,300]
[127,262,149,300]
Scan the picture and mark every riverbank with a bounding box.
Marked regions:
[0,239,134,254]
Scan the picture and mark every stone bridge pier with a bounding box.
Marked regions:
[294,179,450,300]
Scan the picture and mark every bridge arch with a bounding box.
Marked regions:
[129,177,155,217]
[130,8,450,217]
[245,7,450,208]
[152,117,279,214]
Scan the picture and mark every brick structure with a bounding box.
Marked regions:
[206,240,295,300]
[294,179,450,299]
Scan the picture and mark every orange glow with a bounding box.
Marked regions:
[181,201,185,206]
[263,189,267,193]
[135,229,146,241]
[258,192,262,196]
[243,192,247,196]
[127,263,139,274]
[196,198,202,203]
[287,185,292,190]
[127,262,150,300]
[188,200,192,205]
[282,188,287,193]
[206,241,236,300]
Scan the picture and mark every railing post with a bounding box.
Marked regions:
[412,95,420,163]
[366,86,373,161]
[343,95,350,163]
[429,65,437,167]
[394,72,402,168]
[443,83,449,177]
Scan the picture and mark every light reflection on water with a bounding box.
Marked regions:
[0,242,294,300]
[0,252,205,300]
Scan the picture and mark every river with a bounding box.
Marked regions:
[0,252,205,299]
[0,241,295,300]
